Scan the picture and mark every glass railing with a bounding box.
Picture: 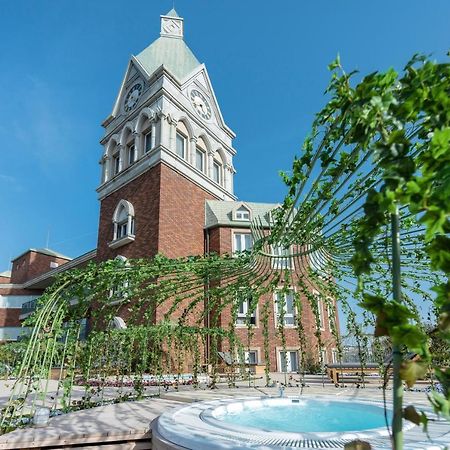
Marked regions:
[21,299,37,316]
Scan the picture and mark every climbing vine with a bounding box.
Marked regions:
[0,55,448,450]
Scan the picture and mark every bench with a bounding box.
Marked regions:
[326,363,381,385]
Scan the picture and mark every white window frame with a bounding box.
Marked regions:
[176,131,187,159]
[232,232,253,255]
[212,160,222,184]
[109,200,136,249]
[331,348,339,364]
[144,130,152,153]
[278,349,299,373]
[109,256,130,305]
[113,152,120,175]
[195,147,205,173]
[274,289,296,328]
[271,245,293,270]
[313,291,325,331]
[235,290,257,327]
[234,205,251,221]
[127,142,136,165]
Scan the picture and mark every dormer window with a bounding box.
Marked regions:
[235,205,251,221]
[109,200,135,249]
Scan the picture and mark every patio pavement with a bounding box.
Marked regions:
[0,375,448,449]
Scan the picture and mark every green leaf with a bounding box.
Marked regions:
[399,361,428,388]
[403,405,429,432]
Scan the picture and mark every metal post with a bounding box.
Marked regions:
[391,206,403,450]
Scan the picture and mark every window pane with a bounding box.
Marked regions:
[285,293,294,314]
[128,144,136,165]
[144,132,152,153]
[117,206,128,222]
[245,351,257,365]
[118,222,127,238]
[280,352,288,372]
[213,162,221,183]
[196,149,204,171]
[176,133,185,158]
[114,154,120,174]
[234,234,242,252]
[244,234,252,250]
[290,351,299,371]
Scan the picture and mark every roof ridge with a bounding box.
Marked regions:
[165,8,180,18]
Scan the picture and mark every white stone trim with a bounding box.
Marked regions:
[108,234,135,249]
[0,295,38,309]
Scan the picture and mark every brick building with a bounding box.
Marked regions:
[0,10,338,371]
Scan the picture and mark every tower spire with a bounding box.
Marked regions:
[160,9,183,39]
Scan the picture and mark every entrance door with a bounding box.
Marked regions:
[279,351,299,373]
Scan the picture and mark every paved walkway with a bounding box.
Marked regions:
[0,377,448,449]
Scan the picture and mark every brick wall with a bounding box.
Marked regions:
[0,308,21,327]
[96,165,162,261]
[208,226,339,370]
[10,252,71,284]
[158,164,216,258]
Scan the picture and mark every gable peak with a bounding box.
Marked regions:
[165,8,180,18]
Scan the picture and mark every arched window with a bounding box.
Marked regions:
[175,121,189,159]
[109,200,136,249]
[195,137,207,173]
[212,152,223,185]
[112,144,121,176]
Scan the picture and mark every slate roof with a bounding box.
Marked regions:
[135,22,200,81]
[205,200,279,229]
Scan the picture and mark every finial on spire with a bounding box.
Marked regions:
[161,9,183,38]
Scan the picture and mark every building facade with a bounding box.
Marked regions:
[0,10,338,372]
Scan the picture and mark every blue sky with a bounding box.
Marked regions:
[0,0,449,270]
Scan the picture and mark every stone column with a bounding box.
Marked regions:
[158,110,169,150]
[207,150,215,179]
[169,117,178,155]
[102,156,110,183]
[127,214,133,235]
[151,121,156,150]
[133,130,143,159]
[225,163,236,193]
[118,144,126,172]
[190,136,198,165]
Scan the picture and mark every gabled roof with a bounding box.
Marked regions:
[205,200,279,228]
[12,248,72,262]
[165,8,180,18]
[135,36,201,82]
[0,270,11,278]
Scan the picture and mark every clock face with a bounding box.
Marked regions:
[190,89,212,120]
[124,83,143,112]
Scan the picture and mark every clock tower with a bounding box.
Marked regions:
[96,9,237,262]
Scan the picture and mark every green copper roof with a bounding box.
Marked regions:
[165,8,180,17]
[135,35,201,81]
